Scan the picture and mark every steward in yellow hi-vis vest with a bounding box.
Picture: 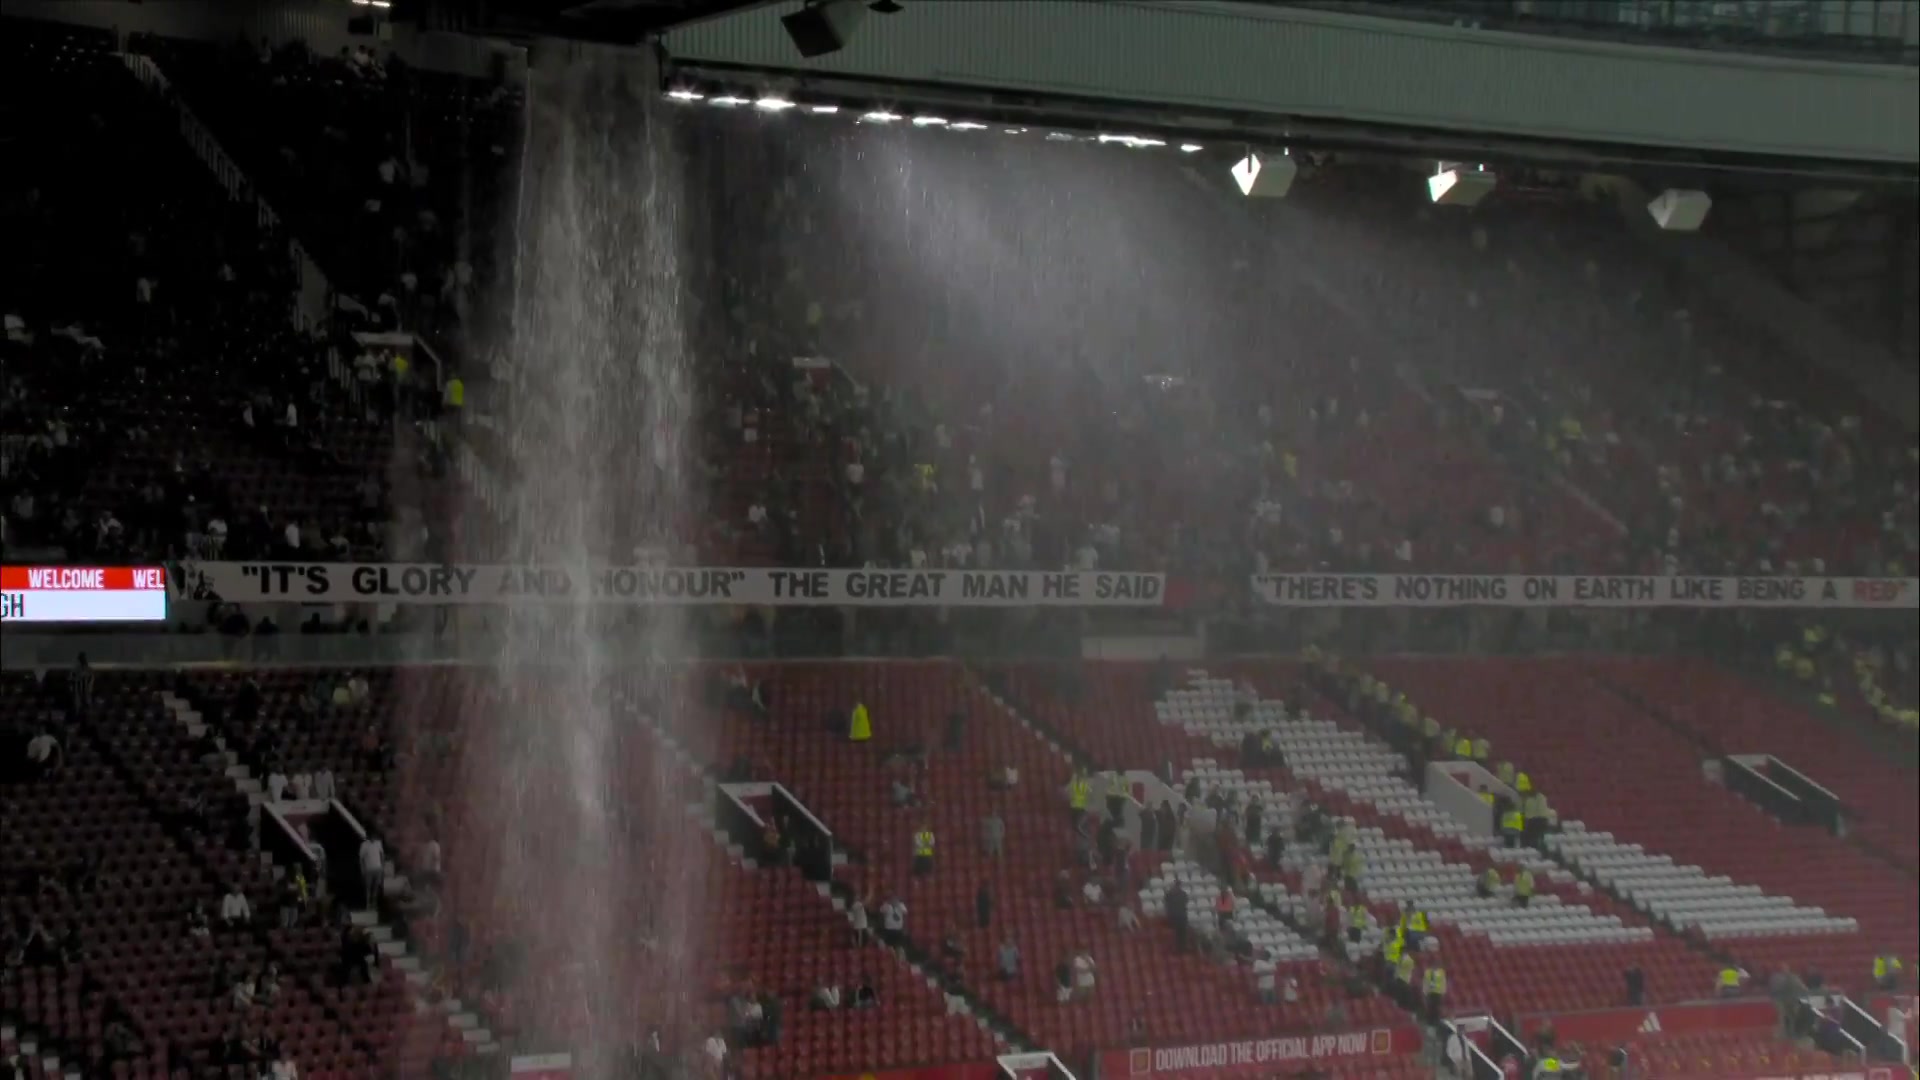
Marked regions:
[1392,953,1417,1008]
[1422,965,1447,1021]
[1067,770,1090,828]
[1500,810,1524,848]
[1478,867,1499,898]
[848,702,871,742]
[912,826,935,876]
[1873,954,1904,990]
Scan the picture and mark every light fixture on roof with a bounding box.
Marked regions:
[1231,150,1297,198]
[783,0,868,58]
[911,115,948,127]
[754,96,797,112]
[949,121,988,132]
[666,89,705,102]
[709,95,749,107]
[1429,162,1497,206]
[1179,143,1203,154]
[1098,134,1165,149]
[1647,188,1712,232]
[809,104,841,115]
[860,109,901,123]
[1002,127,1028,135]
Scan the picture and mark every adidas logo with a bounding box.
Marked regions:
[1638,1012,1663,1034]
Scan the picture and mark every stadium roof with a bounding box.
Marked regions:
[433,0,770,42]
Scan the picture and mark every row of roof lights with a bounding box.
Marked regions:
[664,88,1202,153]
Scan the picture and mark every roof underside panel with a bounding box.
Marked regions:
[661,0,1919,166]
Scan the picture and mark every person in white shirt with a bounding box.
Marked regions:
[1117,905,1140,932]
[879,897,907,949]
[703,1032,727,1072]
[358,835,386,909]
[311,769,337,801]
[1445,1027,1470,1075]
[266,769,289,803]
[346,675,369,704]
[283,521,301,552]
[220,885,252,927]
[848,898,870,948]
[288,772,313,800]
[26,729,62,778]
[1071,950,1097,999]
[1301,861,1326,902]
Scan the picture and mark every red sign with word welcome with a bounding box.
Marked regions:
[1094,1025,1421,1078]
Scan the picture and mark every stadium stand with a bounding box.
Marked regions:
[1364,656,1918,994]
[2,9,1915,1080]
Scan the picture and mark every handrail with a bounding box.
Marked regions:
[119,52,336,331]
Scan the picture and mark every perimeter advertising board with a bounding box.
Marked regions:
[1093,1025,1420,1077]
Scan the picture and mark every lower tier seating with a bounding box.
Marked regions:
[1367,655,1918,995]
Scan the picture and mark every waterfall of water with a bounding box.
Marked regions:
[461,44,700,1064]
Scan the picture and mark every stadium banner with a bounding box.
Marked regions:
[1252,573,1919,609]
[1515,999,1780,1043]
[182,562,1168,608]
[1092,1025,1420,1077]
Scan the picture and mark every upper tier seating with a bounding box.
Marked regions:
[0,17,420,569]
[6,34,1910,584]
[134,36,518,350]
